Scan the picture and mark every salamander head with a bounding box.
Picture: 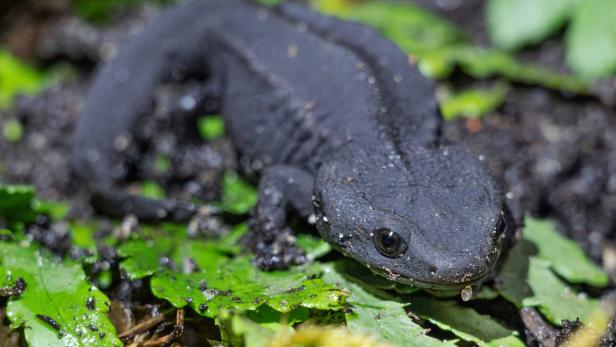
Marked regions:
[314,146,512,290]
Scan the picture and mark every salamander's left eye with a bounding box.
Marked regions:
[373,228,407,258]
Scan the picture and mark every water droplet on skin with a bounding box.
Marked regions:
[461,286,473,301]
[199,303,208,313]
[307,214,317,225]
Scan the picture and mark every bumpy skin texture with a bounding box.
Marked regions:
[73,0,512,289]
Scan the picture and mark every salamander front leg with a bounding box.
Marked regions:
[246,165,315,270]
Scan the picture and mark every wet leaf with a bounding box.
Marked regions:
[487,0,577,49]
[117,238,176,280]
[0,184,36,225]
[0,50,46,109]
[151,257,346,318]
[0,242,121,346]
[566,0,616,78]
[439,84,509,120]
[139,180,166,199]
[119,230,346,318]
[220,313,276,347]
[522,258,599,325]
[320,263,455,347]
[497,238,600,325]
[296,234,331,260]
[409,298,524,347]
[73,0,175,22]
[220,171,258,215]
[35,200,70,221]
[523,216,608,287]
[312,0,461,58]
[2,119,24,143]
[198,115,225,140]
[313,0,588,93]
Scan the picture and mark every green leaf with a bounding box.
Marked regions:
[119,230,346,318]
[312,0,462,57]
[220,171,258,215]
[118,238,175,280]
[0,184,36,224]
[150,257,346,318]
[496,239,600,326]
[497,239,537,307]
[522,258,599,325]
[296,234,331,260]
[523,216,608,287]
[409,298,524,347]
[73,0,175,22]
[0,242,121,346]
[217,223,249,255]
[140,180,167,199]
[245,305,310,327]
[221,313,277,347]
[153,154,171,173]
[197,115,225,140]
[35,200,70,221]
[2,119,24,143]
[439,83,509,121]
[312,0,588,93]
[487,0,577,49]
[0,50,46,109]
[320,263,455,347]
[566,0,616,78]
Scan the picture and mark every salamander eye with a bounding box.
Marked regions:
[373,228,407,258]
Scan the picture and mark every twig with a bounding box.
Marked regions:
[520,307,558,347]
[142,309,185,347]
[118,313,166,340]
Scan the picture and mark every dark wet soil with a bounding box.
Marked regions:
[0,1,615,346]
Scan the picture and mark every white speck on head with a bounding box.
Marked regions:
[338,233,344,239]
[288,45,299,58]
[443,149,449,156]
[322,216,329,223]
[394,74,403,83]
[368,76,376,84]
[478,154,485,161]
[506,191,514,199]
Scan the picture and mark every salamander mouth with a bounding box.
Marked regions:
[370,265,494,291]
[362,245,503,291]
